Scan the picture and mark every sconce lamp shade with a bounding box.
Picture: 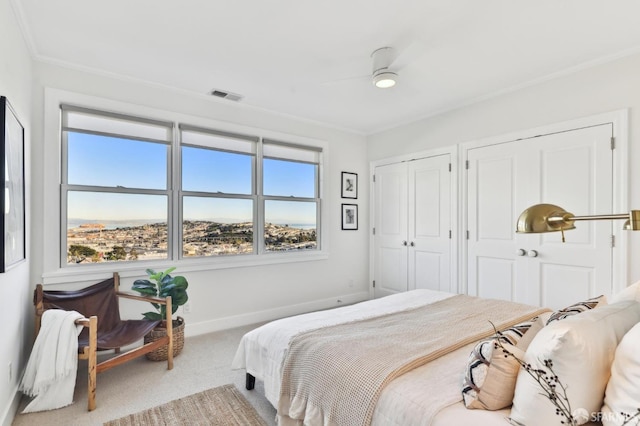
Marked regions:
[625,210,640,231]
[516,204,576,233]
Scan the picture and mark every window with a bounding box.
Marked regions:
[180,125,257,258]
[262,140,320,252]
[62,106,172,265]
[61,106,322,266]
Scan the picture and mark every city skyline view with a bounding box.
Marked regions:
[67,220,317,264]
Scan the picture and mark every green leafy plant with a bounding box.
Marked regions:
[131,267,189,321]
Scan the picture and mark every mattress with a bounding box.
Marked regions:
[232,289,513,425]
[373,341,511,425]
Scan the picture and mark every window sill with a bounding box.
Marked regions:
[41,250,329,285]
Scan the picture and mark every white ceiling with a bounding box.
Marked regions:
[12,0,640,134]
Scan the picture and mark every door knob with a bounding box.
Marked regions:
[527,250,539,258]
[410,242,415,247]
[516,249,526,256]
[402,241,407,246]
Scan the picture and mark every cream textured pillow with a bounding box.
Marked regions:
[509,301,640,426]
[610,280,640,304]
[601,321,640,426]
[546,294,607,324]
[462,314,549,410]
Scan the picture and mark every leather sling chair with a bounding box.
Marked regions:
[34,272,173,411]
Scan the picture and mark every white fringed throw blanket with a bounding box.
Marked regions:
[20,309,85,413]
[277,294,548,426]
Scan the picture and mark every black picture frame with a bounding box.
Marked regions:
[341,204,358,230]
[341,171,358,199]
[0,96,26,273]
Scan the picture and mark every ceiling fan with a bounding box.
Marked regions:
[371,47,398,88]
[322,43,420,89]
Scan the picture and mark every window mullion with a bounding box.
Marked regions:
[263,195,319,203]
[63,184,169,196]
[60,130,69,267]
[171,123,180,261]
[256,139,264,255]
[180,191,254,200]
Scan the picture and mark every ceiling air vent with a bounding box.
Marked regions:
[208,89,243,102]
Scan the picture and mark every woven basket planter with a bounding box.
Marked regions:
[144,316,185,361]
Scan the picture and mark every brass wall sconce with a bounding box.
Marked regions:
[516,203,640,242]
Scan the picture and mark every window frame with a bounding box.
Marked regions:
[61,105,174,266]
[50,92,327,278]
[179,124,259,258]
[260,139,322,254]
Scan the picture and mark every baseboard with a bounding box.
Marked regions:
[1,385,21,426]
[184,291,370,337]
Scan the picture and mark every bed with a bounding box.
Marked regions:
[232,288,640,426]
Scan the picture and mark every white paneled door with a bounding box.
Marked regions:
[374,162,408,297]
[374,155,452,298]
[466,124,613,309]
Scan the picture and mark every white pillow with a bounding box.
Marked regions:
[509,301,640,426]
[601,321,640,426]
[610,280,640,304]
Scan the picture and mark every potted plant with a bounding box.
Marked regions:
[132,267,189,360]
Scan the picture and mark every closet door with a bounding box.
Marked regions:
[373,162,408,298]
[408,155,451,292]
[373,154,452,298]
[524,125,613,308]
[466,141,531,302]
[466,124,613,308]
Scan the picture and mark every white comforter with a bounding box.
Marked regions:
[232,290,454,407]
[232,289,511,425]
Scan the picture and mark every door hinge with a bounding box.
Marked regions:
[372,227,376,235]
[448,163,452,172]
[610,234,615,248]
[449,230,452,239]
[465,160,469,170]
[373,174,376,183]
[373,280,376,288]
[611,137,615,150]
[466,230,470,240]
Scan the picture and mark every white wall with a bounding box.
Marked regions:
[0,0,32,425]
[30,62,371,335]
[368,52,640,285]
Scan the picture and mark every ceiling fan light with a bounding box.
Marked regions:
[373,72,397,88]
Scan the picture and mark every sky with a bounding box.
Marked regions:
[67,133,318,226]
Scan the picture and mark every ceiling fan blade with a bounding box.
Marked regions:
[390,40,427,71]
[322,74,370,86]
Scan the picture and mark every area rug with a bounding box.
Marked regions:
[104,384,268,426]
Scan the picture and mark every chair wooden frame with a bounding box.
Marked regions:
[34,272,174,411]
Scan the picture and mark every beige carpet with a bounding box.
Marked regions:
[12,323,276,426]
[104,384,267,426]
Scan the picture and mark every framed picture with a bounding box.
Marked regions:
[341,204,358,230]
[0,96,25,272]
[341,171,358,199]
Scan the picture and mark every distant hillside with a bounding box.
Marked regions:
[67,220,317,263]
